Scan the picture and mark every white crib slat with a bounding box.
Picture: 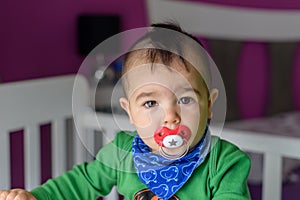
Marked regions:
[104,187,118,200]
[262,153,282,200]
[51,119,67,178]
[73,119,87,165]
[0,132,11,189]
[24,125,41,190]
[85,129,95,162]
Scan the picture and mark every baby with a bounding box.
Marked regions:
[0,23,251,200]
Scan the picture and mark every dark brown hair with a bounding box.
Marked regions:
[121,22,211,96]
[122,22,206,74]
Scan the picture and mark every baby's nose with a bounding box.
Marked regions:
[163,107,180,126]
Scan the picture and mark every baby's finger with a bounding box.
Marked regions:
[0,191,10,200]
[13,193,29,200]
[0,189,34,200]
[6,190,19,200]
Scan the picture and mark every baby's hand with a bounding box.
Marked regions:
[0,189,36,200]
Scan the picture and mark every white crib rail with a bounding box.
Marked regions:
[221,128,300,200]
[0,75,89,190]
[147,0,300,41]
[24,125,41,190]
[0,131,10,189]
[51,118,67,178]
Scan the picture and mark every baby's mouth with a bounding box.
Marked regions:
[154,125,191,159]
[154,125,191,148]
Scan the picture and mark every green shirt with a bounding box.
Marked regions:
[31,131,251,199]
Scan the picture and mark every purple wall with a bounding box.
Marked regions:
[1,0,300,83]
[0,0,147,82]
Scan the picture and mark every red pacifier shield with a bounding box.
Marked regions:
[154,126,191,149]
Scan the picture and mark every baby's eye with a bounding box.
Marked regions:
[144,100,158,108]
[178,97,194,104]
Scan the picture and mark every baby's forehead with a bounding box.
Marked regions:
[121,48,212,97]
[122,62,208,98]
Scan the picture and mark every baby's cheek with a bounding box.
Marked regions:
[135,109,163,128]
[181,106,204,140]
[181,106,200,123]
[135,116,162,140]
[132,112,153,129]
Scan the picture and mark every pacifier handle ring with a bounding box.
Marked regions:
[159,140,189,160]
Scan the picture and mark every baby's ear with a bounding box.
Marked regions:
[210,88,219,105]
[208,88,219,118]
[119,97,134,124]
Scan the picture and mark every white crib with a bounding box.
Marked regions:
[0,74,136,200]
[0,75,87,190]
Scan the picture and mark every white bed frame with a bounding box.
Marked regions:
[146,0,300,200]
[0,75,89,190]
[0,74,135,200]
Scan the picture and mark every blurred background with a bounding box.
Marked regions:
[1,0,299,117]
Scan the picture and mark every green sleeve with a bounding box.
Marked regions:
[210,139,251,200]
[30,142,120,199]
[30,131,135,199]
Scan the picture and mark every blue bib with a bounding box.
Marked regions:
[132,127,211,200]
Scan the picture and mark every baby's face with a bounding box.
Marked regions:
[120,58,212,155]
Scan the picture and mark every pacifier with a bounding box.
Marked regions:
[154,125,191,160]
